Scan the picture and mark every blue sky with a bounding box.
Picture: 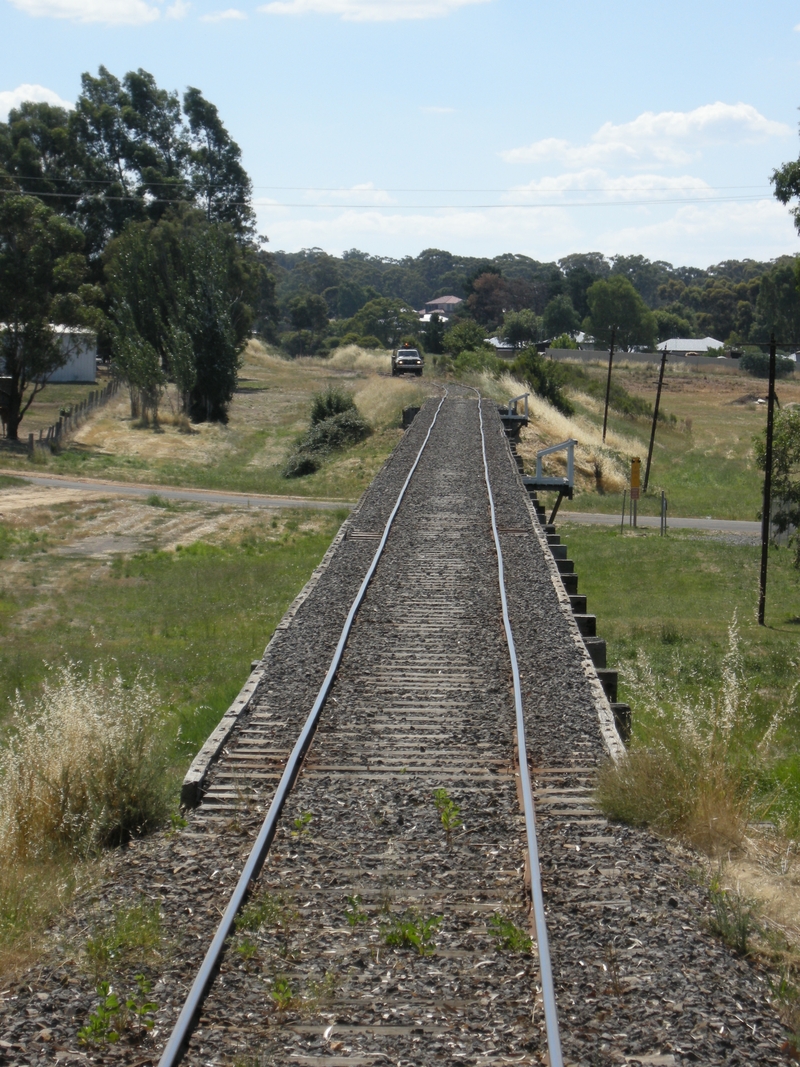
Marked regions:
[3,0,800,268]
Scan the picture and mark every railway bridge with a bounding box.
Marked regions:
[2,391,788,1066]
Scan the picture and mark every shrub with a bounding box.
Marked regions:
[283,452,320,478]
[453,348,504,376]
[597,616,785,855]
[357,335,384,350]
[740,351,795,379]
[550,333,579,350]
[300,410,370,455]
[310,387,356,425]
[0,663,171,860]
[510,350,574,416]
[283,392,371,478]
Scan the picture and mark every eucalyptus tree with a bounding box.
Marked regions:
[0,195,98,439]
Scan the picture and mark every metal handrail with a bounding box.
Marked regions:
[507,393,529,418]
[478,398,564,1067]
[157,392,449,1067]
[535,438,577,487]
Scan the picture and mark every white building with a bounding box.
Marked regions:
[657,336,723,354]
[1,324,97,383]
[48,326,97,382]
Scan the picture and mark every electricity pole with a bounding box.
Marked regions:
[758,334,777,626]
[644,348,668,491]
[602,326,616,443]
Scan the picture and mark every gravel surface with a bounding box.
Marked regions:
[0,393,791,1067]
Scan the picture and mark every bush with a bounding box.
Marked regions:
[452,348,504,377]
[283,452,321,478]
[509,350,574,416]
[550,333,579,350]
[310,387,356,425]
[444,321,490,357]
[597,616,784,856]
[283,393,371,478]
[740,351,795,379]
[0,663,170,861]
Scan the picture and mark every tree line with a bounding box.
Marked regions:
[0,66,277,440]
[266,247,800,358]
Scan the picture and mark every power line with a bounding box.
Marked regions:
[0,189,773,209]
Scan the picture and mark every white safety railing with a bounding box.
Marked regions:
[535,438,578,487]
[506,393,529,419]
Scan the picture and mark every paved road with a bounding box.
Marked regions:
[0,470,761,533]
[0,470,355,511]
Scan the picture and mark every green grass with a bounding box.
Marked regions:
[562,522,800,823]
[0,510,348,757]
[540,360,792,521]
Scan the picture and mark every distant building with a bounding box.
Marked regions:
[1,324,96,383]
[486,336,515,357]
[48,327,97,383]
[424,295,463,315]
[657,336,723,354]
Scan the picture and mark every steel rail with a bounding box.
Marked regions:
[157,391,449,1067]
[477,397,565,1067]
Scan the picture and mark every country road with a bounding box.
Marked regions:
[0,470,763,534]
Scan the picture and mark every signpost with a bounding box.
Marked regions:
[630,456,640,528]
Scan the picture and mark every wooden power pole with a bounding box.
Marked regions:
[758,334,777,626]
[602,326,616,443]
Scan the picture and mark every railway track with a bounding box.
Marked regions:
[161,391,567,1065]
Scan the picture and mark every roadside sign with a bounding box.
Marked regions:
[630,456,641,500]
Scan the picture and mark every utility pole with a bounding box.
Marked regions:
[602,325,616,443]
[644,347,668,491]
[758,334,777,626]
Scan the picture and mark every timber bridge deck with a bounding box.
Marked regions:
[1,391,790,1066]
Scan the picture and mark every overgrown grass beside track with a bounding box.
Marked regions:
[0,498,347,976]
[563,522,800,832]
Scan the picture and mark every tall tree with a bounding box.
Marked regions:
[0,196,97,440]
[183,87,254,237]
[105,208,257,423]
[69,66,144,259]
[502,309,540,349]
[123,69,189,212]
[0,102,79,218]
[583,275,657,351]
[542,294,580,339]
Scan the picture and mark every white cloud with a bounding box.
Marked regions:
[6,0,192,22]
[503,103,792,168]
[253,194,797,267]
[506,169,714,202]
[200,5,245,17]
[598,198,795,266]
[421,105,455,114]
[0,83,73,121]
[258,0,492,22]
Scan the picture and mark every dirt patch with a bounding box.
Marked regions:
[0,486,106,514]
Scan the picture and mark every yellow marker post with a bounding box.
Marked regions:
[630,457,641,528]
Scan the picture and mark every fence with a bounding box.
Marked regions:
[27,379,120,454]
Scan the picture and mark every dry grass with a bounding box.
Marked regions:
[475,371,634,493]
[353,375,429,429]
[598,616,787,856]
[0,662,171,861]
[324,344,392,375]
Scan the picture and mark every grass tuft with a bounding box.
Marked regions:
[0,662,172,860]
[597,614,788,855]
